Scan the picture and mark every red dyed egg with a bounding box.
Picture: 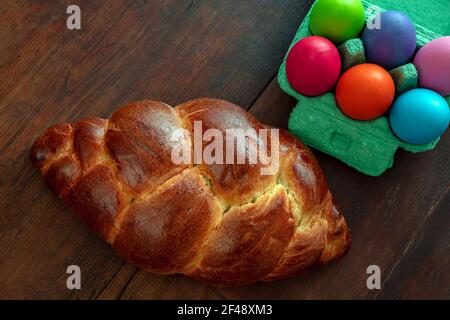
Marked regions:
[286,36,341,96]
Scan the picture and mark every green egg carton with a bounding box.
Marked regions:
[279,0,448,176]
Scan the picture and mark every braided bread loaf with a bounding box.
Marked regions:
[30,98,350,286]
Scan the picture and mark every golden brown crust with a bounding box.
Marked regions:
[30,98,351,286]
[176,98,276,207]
[112,169,222,274]
[188,186,295,286]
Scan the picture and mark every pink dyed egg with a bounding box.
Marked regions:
[413,36,450,96]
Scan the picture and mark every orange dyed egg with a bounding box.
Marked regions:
[336,63,395,120]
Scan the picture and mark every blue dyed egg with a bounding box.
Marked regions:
[362,10,416,70]
[389,89,449,145]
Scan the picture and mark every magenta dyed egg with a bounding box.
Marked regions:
[286,36,341,97]
[413,36,450,96]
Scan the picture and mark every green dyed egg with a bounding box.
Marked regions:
[310,0,366,45]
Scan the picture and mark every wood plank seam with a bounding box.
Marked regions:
[244,75,278,111]
[94,261,128,300]
[117,268,140,300]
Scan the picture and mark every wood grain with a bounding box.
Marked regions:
[0,0,448,300]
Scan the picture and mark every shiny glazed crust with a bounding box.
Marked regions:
[30,98,351,286]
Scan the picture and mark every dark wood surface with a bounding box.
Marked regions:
[0,0,448,300]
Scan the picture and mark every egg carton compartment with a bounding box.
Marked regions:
[338,40,418,96]
[279,0,447,176]
[389,63,418,96]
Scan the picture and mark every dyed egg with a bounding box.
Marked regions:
[309,0,365,45]
[414,36,450,96]
[362,10,416,70]
[336,63,395,120]
[389,88,450,145]
[286,36,341,97]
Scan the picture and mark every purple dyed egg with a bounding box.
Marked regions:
[362,10,416,70]
[413,36,450,96]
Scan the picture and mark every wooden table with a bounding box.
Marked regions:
[0,0,448,300]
